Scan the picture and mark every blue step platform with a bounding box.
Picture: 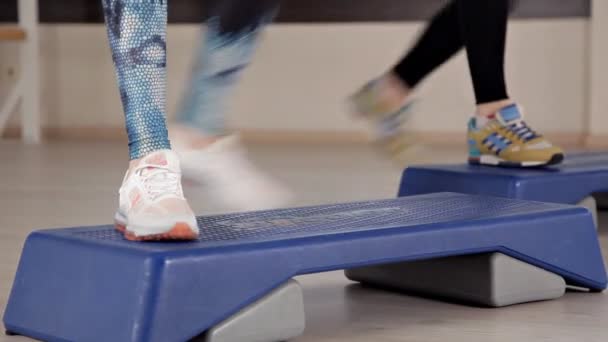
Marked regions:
[399,152,608,204]
[3,193,606,342]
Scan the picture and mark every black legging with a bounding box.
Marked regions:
[393,0,510,104]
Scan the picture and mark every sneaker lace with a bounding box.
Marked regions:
[137,166,182,200]
[499,121,539,143]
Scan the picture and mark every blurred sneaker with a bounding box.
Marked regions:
[349,78,416,162]
[115,149,198,241]
[467,104,564,167]
[173,135,291,212]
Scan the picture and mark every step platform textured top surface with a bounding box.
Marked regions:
[4,193,606,342]
[400,152,608,204]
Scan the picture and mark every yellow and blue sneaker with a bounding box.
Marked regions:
[467,104,564,167]
[349,79,415,162]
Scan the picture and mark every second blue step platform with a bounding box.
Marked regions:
[400,152,608,204]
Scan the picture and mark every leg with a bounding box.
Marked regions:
[459,0,563,167]
[359,0,517,109]
[457,0,511,113]
[174,0,279,142]
[102,0,197,240]
[349,1,466,163]
[170,0,290,212]
[393,1,464,91]
[102,0,170,160]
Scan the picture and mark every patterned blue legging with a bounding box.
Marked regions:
[101,0,279,160]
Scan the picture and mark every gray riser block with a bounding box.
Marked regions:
[345,253,566,307]
[579,196,598,229]
[199,279,305,342]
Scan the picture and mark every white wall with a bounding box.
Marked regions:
[588,0,608,146]
[0,18,590,140]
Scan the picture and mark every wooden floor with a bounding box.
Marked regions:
[0,141,606,342]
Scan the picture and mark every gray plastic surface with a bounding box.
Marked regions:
[345,253,566,307]
[202,279,305,342]
[579,196,598,228]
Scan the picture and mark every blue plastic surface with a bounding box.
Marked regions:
[399,152,608,204]
[3,193,606,342]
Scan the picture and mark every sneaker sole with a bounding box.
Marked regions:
[469,153,564,168]
[114,220,198,242]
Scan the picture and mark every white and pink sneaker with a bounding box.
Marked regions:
[114,149,199,241]
[172,134,291,212]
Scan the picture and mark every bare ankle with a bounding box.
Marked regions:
[476,99,514,117]
[378,72,412,104]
